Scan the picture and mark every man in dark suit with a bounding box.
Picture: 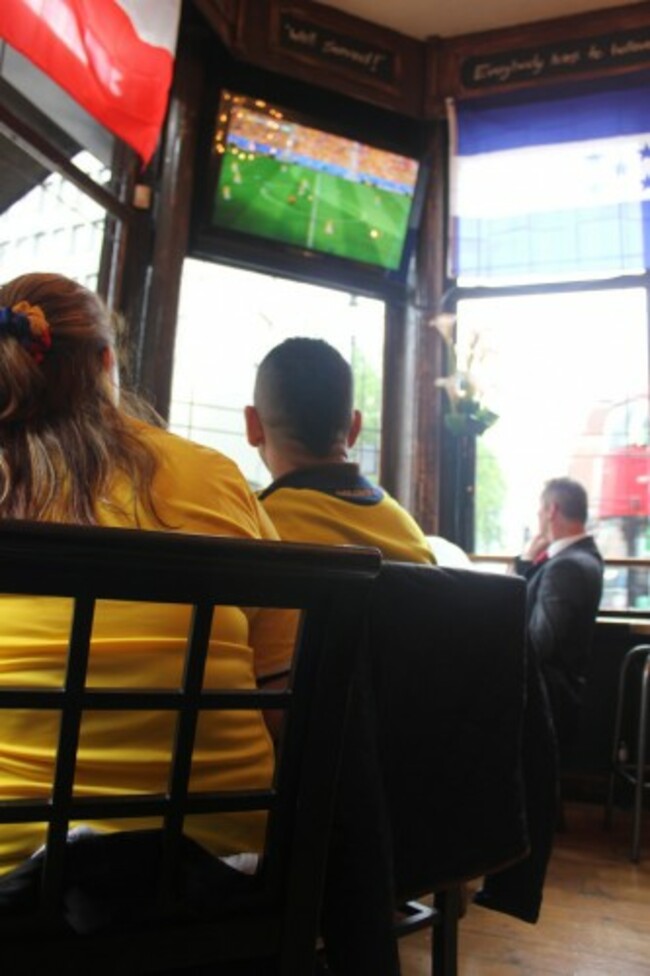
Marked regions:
[515,477,604,759]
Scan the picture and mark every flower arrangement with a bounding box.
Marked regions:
[431,314,498,437]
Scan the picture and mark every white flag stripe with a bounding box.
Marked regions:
[115,0,181,54]
[454,132,650,219]
[22,0,85,61]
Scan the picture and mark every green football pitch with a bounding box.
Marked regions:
[213,150,412,269]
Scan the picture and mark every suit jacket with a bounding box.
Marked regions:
[516,536,603,754]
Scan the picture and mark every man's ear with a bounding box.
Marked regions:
[347,409,362,448]
[244,405,265,447]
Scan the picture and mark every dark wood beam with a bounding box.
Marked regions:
[135,26,206,416]
[0,102,134,224]
[383,123,447,534]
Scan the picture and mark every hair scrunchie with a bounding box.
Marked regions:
[0,301,52,364]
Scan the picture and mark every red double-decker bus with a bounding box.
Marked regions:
[598,396,650,527]
[596,396,650,608]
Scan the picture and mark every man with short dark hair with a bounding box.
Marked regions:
[516,477,604,757]
[245,337,433,976]
[245,337,434,564]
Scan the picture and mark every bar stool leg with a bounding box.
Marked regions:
[631,656,650,863]
[605,651,632,830]
[432,886,460,976]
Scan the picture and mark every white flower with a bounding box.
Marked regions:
[432,319,497,436]
[430,313,456,345]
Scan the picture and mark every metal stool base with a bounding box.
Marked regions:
[605,644,650,863]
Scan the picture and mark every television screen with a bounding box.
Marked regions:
[207,91,421,277]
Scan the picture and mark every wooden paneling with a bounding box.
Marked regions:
[380,124,445,530]
[232,0,425,117]
[136,25,207,415]
[411,124,447,534]
[434,0,650,109]
[192,1,650,119]
[191,0,239,47]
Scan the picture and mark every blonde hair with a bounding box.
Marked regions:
[0,272,162,525]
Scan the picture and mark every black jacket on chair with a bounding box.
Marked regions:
[362,562,557,924]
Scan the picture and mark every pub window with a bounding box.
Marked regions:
[447,74,650,609]
[169,259,384,489]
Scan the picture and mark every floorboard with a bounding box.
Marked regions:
[399,801,650,975]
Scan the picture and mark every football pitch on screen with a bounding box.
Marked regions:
[213,151,412,269]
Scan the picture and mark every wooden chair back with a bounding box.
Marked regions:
[0,520,380,975]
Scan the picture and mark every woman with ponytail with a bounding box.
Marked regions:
[0,273,292,873]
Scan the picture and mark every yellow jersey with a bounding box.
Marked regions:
[259,463,434,565]
[0,421,294,872]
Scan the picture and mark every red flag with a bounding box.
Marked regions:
[0,0,181,164]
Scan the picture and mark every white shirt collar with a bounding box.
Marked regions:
[547,533,589,558]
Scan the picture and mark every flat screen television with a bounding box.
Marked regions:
[191,90,425,299]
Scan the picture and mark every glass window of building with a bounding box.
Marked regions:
[170,260,385,489]
[456,289,649,557]
[0,151,109,290]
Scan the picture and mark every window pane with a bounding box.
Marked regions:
[170,260,384,487]
[0,152,109,289]
[457,289,649,607]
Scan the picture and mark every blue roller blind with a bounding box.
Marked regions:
[448,76,650,284]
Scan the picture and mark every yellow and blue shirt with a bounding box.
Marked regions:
[259,463,435,565]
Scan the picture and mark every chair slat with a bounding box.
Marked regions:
[42,594,96,909]
[0,689,293,709]
[0,520,381,975]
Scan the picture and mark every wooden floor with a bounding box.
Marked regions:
[400,801,650,975]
